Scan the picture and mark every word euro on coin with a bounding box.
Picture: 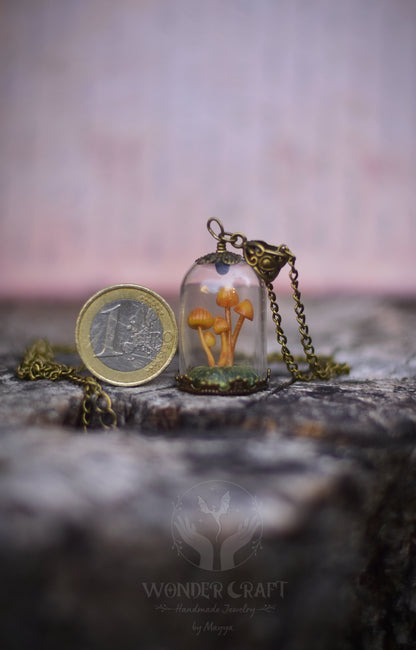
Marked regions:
[75,285,178,386]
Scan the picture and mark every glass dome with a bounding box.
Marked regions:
[176,250,270,394]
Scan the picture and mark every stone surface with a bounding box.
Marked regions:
[0,296,415,649]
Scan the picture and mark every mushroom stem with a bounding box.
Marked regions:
[198,326,215,367]
[224,306,232,361]
[213,315,232,366]
[218,332,231,366]
[216,287,239,366]
[231,315,245,353]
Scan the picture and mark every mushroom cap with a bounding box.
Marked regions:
[216,286,239,308]
[187,307,214,330]
[213,315,230,335]
[233,299,254,321]
[203,331,216,347]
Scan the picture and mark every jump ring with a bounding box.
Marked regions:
[207,218,225,241]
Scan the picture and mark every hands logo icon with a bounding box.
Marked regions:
[172,481,262,571]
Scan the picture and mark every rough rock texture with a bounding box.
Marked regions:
[0,296,415,650]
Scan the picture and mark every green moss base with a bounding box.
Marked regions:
[176,365,270,395]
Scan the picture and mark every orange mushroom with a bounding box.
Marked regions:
[216,287,239,359]
[213,315,231,366]
[203,330,216,349]
[231,299,254,353]
[188,307,215,367]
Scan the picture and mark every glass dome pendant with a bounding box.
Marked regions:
[176,219,270,395]
[176,218,350,395]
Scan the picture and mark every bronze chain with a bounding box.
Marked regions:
[264,256,350,381]
[17,339,117,430]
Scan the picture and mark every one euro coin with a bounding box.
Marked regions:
[75,284,178,386]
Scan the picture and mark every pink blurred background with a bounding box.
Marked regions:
[1,0,415,299]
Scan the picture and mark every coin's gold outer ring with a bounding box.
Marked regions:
[75,284,178,386]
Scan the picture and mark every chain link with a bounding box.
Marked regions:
[207,218,247,252]
[17,339,117,430]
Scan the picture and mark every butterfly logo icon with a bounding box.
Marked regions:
[198,491,230,541]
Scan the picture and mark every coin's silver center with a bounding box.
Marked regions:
[90,299,163,372]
